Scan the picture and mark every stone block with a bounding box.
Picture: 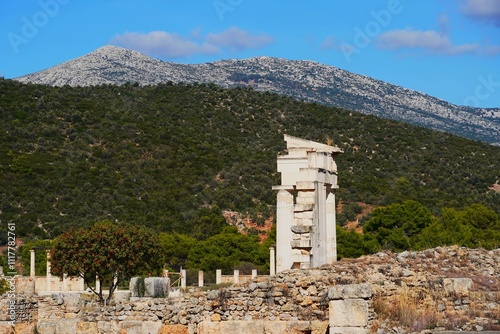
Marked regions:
[141,321,162,334]
[296,181,316,190]
[62,293,82,307]
[0,300,14,321]
[294,211,314,219]
[308,152,330,170]
[120,321,142,334]
[310,321,329,334]
[291,253,310,263]
[97,320,120,334]
[299,168,326,183]
[76,321,98,334]
[296,192,315,204]
[144,277,165,297]
[223,320,266,333]
[13,323,36,334]
[112,291,130,303]
[291,225,312,234]
[198,320,268,334]
[329,327,367,334]
[290,240,311,248]
[0,322,14,334]
[56,319,78,334]
[158,324,189,334]
[262,321,287,334]
[294,204,314,212]
[328,283,372,300]
[15,277,35,295]
[443,278,473,296]
[329,299,369,327]
[129,277,144,297]
[35,322,57,334]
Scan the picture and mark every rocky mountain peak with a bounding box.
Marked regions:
[15,46,500,145]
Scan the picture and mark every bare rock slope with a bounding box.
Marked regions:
[16,45,500,145]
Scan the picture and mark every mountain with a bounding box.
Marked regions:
[16,45,500,145]
[1,79,500,241]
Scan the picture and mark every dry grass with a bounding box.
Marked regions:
[373,287,439,332]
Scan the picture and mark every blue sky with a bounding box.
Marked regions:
[1,0,499,108]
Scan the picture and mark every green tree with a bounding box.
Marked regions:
[8,150,33,175]
[191,212,227,240]
[414,205,500,250]
[19,240,53,276]
[363,200,436,252]
[337,227,366,259]
[461,204,500,230]
[159,232,196,270]
[50,220,163,303]
[186,226,261,274]
[336,226,381,259]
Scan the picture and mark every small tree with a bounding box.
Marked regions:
[50,220,163,303]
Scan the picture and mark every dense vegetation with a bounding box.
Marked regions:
[1,78,499,272]
[337,201,500,259]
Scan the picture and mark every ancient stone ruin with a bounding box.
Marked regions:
[273,134,342,272]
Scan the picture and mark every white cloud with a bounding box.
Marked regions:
[206,26,274,51]
[376,28,480,55]
[111,31,219,58]
[461,0,500,26]
[111,27,274,59]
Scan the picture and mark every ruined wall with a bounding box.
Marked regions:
[0,246,498,334]
[0,273,370,334]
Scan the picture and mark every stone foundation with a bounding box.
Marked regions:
[1,246,498,333]
[0,278,363,334]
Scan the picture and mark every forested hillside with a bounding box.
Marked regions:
[1,79,500,246]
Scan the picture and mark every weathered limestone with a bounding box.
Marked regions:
[197,320,327,334]
[14,277,35,295]
[443,277,473,296]
[269,247,276,276]
[45,251,51,292]
[274,134,342,272]
[275,188,294,272]
[181,269,186,289]
[2,247,498,333]
[329,283,373,334]
[216,270,222,284]
[130,277,169,297]
[29,250,35,278]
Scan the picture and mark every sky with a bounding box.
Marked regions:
[1,0,499,108]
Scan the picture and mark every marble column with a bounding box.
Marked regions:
[198,270,204,287]
[251,269,257,279]
[233,270,239,284]
[326,191,337,263]
[30,250,35,277]
[46,250,51,292]
[269,246,276,276]
[216,269,222,284]
[181,269,187,289]
[275,188,294,272]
